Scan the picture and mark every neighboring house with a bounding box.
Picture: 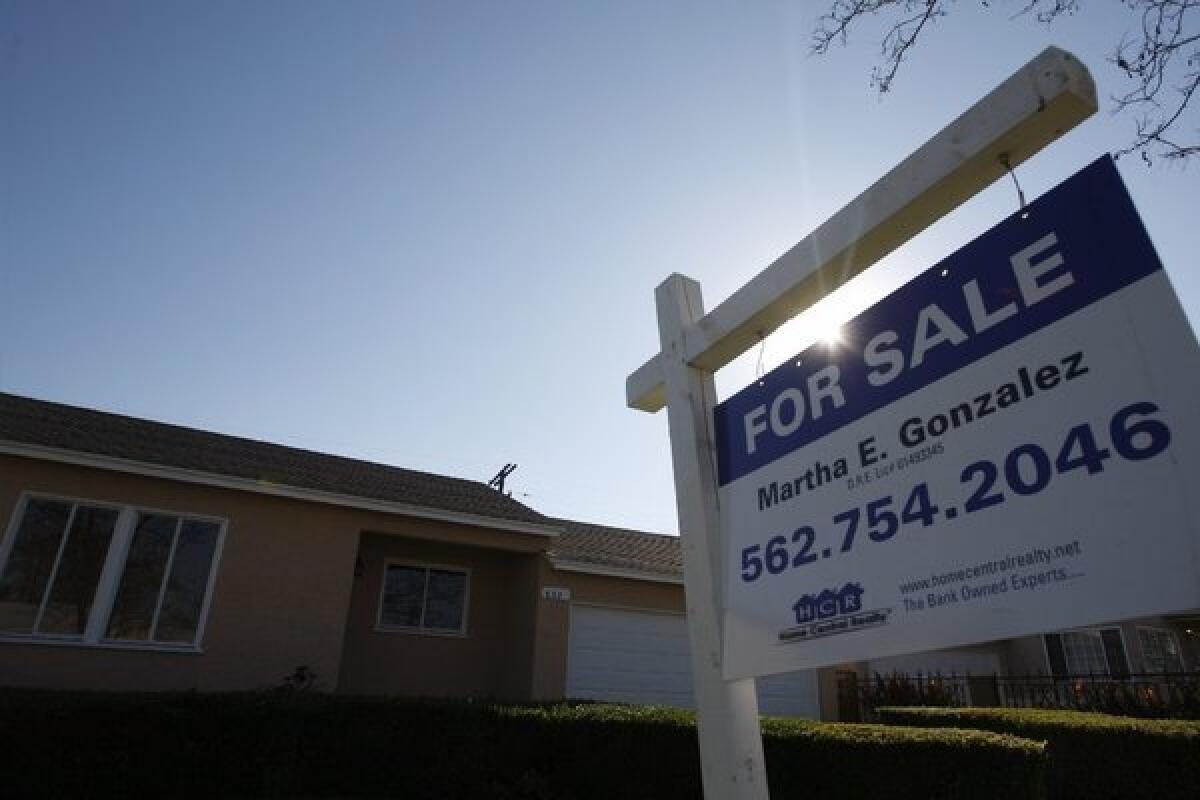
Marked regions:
[1,393,1196,720]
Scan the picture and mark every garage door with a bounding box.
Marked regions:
[566,605,818,718]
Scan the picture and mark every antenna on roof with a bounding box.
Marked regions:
[488,463,517,494]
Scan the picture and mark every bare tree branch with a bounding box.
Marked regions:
[811,0,1200,164]
[1013,0,1079,24]
[1110,0,1200,162]
[813,1,948,92]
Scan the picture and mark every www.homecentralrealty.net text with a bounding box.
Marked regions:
[899,539,1083,612]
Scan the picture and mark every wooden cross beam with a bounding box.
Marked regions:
[627,46,1097,414]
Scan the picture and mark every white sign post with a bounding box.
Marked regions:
[657,274,770,800]
[628,48,1097,800]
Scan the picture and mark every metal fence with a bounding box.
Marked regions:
[836,670,1200,722]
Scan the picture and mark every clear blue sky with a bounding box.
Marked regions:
[2,1,1195,535]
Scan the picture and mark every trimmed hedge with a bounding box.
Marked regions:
[760,717,1044,800]
[0,689,1044,799]
[878,706,1200,800]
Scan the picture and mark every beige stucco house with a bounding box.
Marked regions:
[1,393,1195,720]
[0,393,821,715]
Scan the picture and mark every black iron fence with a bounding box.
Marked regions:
[837,670,1200,722]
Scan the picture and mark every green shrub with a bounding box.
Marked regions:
[761,717,1045,800]
[0,688,1043,799]
[878,706,1200,800]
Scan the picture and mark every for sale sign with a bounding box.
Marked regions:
[715,156,1200,679]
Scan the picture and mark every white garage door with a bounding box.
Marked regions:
[566,605,818,718]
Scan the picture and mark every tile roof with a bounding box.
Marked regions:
[0,392,549,527]
[549,517,682,580]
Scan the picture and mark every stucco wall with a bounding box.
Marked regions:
[0,454,551,694]
[548,568,685,612]
[0,454,358,691]
[337,532,542,700]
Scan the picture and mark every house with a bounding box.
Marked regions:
[0,393,820,715]
[2,392,1196,720]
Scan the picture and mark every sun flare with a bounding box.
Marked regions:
[822,328,843,348]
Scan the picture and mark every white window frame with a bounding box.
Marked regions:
[1136,626,1184,673]
[0,494,123,642]
[0,491,227,653]
[1042,625,1129,677]
[374,560,471,637]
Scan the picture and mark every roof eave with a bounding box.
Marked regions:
[0,440,561,538]
[549,557,683,585]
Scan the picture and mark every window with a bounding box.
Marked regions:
[1044,628,1129,677]
[1138,627,1184,673]
[0,494,224,649]
[0,499,118,636]
[1061,631,1109,673]
[377,563,469,634]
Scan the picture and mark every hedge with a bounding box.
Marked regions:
[878,706,1200,800]
[759,716,1044,800]
[0,689,1044,799]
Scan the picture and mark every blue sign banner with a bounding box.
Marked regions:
[714,156,1163,486]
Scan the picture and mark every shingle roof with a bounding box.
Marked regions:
[549,517,682,580]
[0,393,690,573]
[0,392,549,527]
